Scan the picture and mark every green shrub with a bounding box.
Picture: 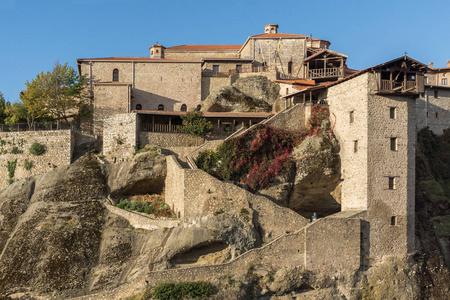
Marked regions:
[29,142,45,156]
[6,159,17,184]
[23,159,33,170]
[116,198,175,218]
[10,146,23,154]
[152,281,213,300]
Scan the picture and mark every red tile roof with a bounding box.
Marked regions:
[133,110,273,118]
[307,38,330,43]
[274,79,316,86]
[250,33,308,38]
[77,57,200,62]
[165,45,242,51]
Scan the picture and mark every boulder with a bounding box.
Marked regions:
[105,148,166,197]
[202,76,279,112]
[288,125,341,218]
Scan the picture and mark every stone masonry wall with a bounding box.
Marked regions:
[201,76,232,101]
[138,132,205,147]
[241,38,306,79]
[366,72,416,259]
[105,203,180,230]
[265,103,310,131]
[103,113,136,163]
[416,88,450,134]
[165,156,185,219]
[327,73,369,211]
[0,130,73,188]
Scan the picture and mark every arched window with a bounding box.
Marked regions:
[135,104,142,110]
[113,69,119,82]
[180,104,187,112]
[287,62,292,74]
[158,104,164,111]
[196,105,201,111]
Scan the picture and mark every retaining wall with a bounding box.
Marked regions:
[0,130,73,188]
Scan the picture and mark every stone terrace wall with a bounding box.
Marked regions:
[103,113,137,163]
[265,103,310,131]
[138,132,205,148]
[0,130,73,188]
[105,203,181,230]
[165,155,308,239]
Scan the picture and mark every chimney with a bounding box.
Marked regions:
[429,62,434,69]
[447,61,450,68]
[264,24,279,34]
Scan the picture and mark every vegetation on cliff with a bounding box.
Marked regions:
[195,104,330,191]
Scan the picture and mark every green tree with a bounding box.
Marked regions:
[181,111,214,137]
[0,91,9,123]
[21,62,88,125]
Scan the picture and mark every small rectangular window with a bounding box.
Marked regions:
[349,111,354,123]
[391,216,398,226]
[434,90,438,98]
[212,65,219,73]
[436,112,438,118]
[424,77,428,84]
[354,140,358,153]
[390,137,397,151]
[388,177,396,190]
[236,65,242,73]
[390,107,397,119]
[442,78,447,85]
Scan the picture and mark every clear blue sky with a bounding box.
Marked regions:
[1,0,449,102]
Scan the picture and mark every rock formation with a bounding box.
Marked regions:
[202,76,280,112]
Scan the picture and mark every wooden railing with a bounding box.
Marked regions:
[308,67,342,79]
[138,123,184,133]
[138,123,238,137]
[380,80,416,92]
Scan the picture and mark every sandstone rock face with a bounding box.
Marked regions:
[202,76,279,112]
[106,150,166,197]
[288,124,341,218]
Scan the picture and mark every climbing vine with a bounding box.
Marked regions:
[195,104,330,191]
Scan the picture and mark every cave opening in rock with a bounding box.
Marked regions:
[170,241,229,267]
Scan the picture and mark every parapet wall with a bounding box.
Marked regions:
[0,130,73,188]
[265,103,311,131]
[138,132,205,147]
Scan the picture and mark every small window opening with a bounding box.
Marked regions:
[388,177,396,190]
[434,90,438,98]
[436,112,438,118]
[390,137,397,151]
[180,104,187,112]
[158,104,164,111]
[391,216,398,226]
[135,104,142,110]
[236,65,242,73]
[390,107,397,119]
[424,77,428,84]
[113,69,119,82]
[151,50,153,55]
[156,49,159,53]
[212,65,219,73]
[196,104,201,111]
[286,88,289,95]
[349,111,354,123]
[288,61,293,74]
[353,140,358,153]
[442,78,447,85]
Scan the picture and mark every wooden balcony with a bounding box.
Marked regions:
[308,67,342,79]
[379,80,418,93]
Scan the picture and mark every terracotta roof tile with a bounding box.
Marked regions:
[165,45,242,51]
[77,57,200,62]
[250,33,308,38]
[134,110,273,118]
[274,79,316,86]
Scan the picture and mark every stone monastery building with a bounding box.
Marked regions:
[75,24,450,267]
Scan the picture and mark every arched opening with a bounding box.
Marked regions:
[113,69,119,82]
[157,104,164,111]
[180,104,187,112]
[135,104,142,110]
[196,105,201,111]
[288,61,293,74]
